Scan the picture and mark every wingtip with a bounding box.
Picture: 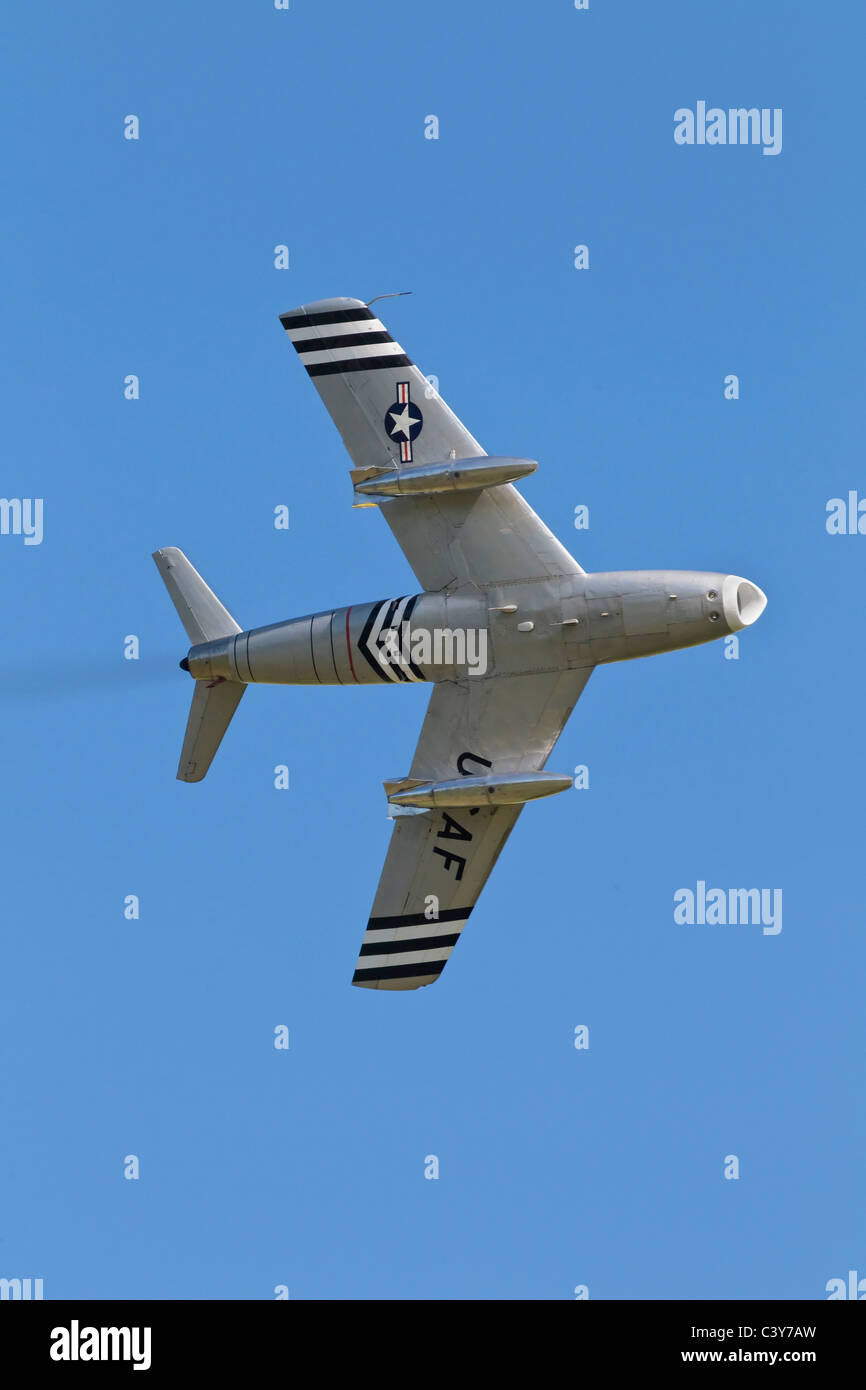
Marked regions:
[153,546,181,565]
[279,296,367,328]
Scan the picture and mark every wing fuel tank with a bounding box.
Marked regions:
[353,456,537,498]
[386,771,573,808]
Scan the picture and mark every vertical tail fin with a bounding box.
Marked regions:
[152,547,246,783]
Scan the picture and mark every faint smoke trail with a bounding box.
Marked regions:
[0,653,183,702]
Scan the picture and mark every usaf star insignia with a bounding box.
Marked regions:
[385,382,424,462]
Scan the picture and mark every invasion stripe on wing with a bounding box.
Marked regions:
[279,307,376,329]
[356,910,470,974]
[293,331,393,353]
[354,906,471,979]
[352,960,448,982]
[366,907,473,930]
[286,317,387,343]
[357,941,462,967]
[307,354,412,378]
[362,921,466,946]
[298,341,407,368]
[281,304,412,370]
[355,939,464,961]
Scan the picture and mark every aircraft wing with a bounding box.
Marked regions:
[280,297,583,590]
[352,666,592,990]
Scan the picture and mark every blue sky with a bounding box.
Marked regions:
[2,1,863,1300]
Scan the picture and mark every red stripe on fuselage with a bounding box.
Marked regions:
[345,607,359,683]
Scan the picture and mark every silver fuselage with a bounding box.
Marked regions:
[184,569,766,686]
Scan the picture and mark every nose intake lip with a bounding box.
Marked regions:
[722,575,767,631]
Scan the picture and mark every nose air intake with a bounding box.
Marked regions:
[722,575,767,631]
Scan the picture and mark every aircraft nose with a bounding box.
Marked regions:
[722,575,767,631]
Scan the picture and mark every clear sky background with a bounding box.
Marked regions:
[2,2,863,1301]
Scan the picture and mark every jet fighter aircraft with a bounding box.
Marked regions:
[154,297,767,991]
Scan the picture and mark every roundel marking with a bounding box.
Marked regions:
[385,381,423,461]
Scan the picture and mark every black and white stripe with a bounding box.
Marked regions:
[357,595,425,683]
[352,907,473,985]
[280,306,412,378]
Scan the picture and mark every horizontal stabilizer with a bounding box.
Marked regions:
[178,679,245,783]
[152,547,241,645]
